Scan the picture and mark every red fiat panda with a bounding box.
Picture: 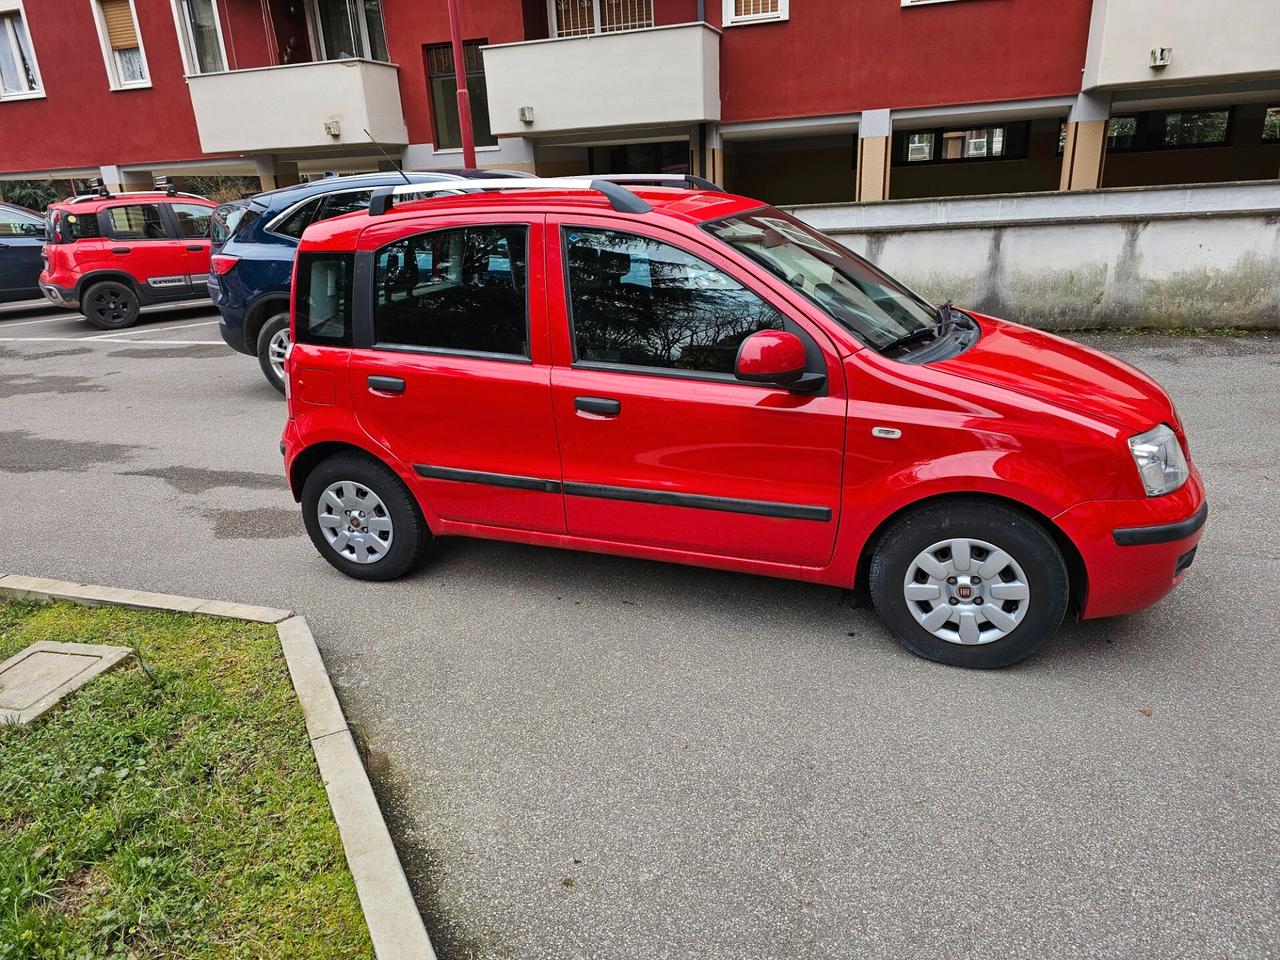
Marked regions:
[280,177,1206,669]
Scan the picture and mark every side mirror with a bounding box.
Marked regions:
[735,329,825,394]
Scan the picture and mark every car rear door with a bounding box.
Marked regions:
[100,202,188,296]
[0,206,44,299]
[546,216,847,567]
[348,212,566,534]
[167,202,215,287]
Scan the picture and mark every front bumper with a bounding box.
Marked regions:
[1055,470,1207,619]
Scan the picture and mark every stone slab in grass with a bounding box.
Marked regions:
[0,639,132,725]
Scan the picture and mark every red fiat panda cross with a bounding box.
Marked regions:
[41,184,215,329]
[280,176,1206,669]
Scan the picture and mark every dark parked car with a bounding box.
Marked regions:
[0,202,46,303]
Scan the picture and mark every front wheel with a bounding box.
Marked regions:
[256,312,290,394]
[82,281,140,330]
[300,452,431,581]
[869,500,1070,668]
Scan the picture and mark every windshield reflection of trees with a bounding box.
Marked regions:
[569,231,785,375]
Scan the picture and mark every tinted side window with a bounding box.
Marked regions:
[318,189,376,223]
[104,204,169,241]
[172,203,213,239]
[565,228,787,376]
[0,208,41,237]
[373,226,528,357]
[272,196,324,239]
[212,203,259,243]
[294,252,353,347]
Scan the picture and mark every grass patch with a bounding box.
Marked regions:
[0,599,373,959]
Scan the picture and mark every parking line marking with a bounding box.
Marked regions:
[0,337,222,345]
[84,320,220,340]
[0,316,71,327]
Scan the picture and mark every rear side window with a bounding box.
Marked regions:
[104,204,169,241]
[564,227,786,375]
[272,196,324,240]
[318,190,376,222]
[212,203,259,243]
[49,211,102,242]
[171,203,213,239]
[294,252,354,347]
[373,225,528,357]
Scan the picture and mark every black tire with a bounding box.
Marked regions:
[300,452,431,581]
[256,312,290,395]
[869,500,1069,668]
[82,280,140,330]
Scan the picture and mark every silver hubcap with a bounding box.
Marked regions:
[317,480,393,564]
[903,537,1030,645]
[268,327,290,381]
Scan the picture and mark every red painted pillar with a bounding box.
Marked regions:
[446,0,477,169]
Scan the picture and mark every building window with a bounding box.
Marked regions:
[0,7,41,98]
[896,124,1024,164]
[724,0,788,26]
[1106,110,1231,152]
[1264,107,1280,143]
[426,41,497,151]
[549,0,654,38]
[93,0,149,88]
[175,0,225,74]
[310,0,388,61]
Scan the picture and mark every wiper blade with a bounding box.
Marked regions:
[879,302,970,354]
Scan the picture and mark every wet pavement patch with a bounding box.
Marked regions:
[201,506,300,540]
[0,346,93,361]
[107,345,229,359]
[125,465,283,494]
[0,373,105,399]
[0,429,136,473]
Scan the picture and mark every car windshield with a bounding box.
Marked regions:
[212,202,260,244]
[705,209,939,351]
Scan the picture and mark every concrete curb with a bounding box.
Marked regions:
[0,573,436,960]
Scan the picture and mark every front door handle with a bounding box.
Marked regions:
[367,375,405,394]
[111,246,131,254]
[574,396,621,416]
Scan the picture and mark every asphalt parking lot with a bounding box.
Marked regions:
[1,301,1277,959]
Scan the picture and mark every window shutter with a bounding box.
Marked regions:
[100,0,138,50]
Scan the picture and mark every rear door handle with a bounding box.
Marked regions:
[186,244,205,251]
[111,246,131,254]
[367,375,405,394]
[574,396,621,416]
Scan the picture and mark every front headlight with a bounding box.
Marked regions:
[1128,424,1189,497]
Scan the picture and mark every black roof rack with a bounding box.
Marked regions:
[367,173,723,217]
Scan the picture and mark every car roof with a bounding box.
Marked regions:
[301,186,768,250]
[50,192,214,213]
[0,201,40,218]
[248,171,465,210]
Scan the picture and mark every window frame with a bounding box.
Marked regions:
[560,220,821,387]
[425,39,499,151]
[90,0,151,90]
[169,0,227,76]
[547,0,656,38]
[100,202,173,242]
[1263,106,1280,144]
[368,222,533,363]
[722,0,789,27]
[306,0,390,62]
[0,2,44,101]
[893,122,1026,166]
[1105,108,1234,153]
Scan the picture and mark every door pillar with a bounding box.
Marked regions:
[855,109,892,202]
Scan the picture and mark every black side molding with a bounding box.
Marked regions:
[414,464,561,494]
[563,482,831,522]
[1113,502,1208,546]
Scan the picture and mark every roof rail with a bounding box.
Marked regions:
[65,190,208,203]
[367,173,721,217]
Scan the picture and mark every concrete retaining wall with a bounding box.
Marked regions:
[785,181,1280,330]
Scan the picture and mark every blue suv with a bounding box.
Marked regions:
[210,172,466,392]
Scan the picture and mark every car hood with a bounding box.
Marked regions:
[932,316,1174,431]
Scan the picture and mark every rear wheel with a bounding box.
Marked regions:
[869,500,1070,668]
[256,312,290,394]
[82,281,140,330]
[300,452,431,581]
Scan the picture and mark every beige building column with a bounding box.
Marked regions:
[98,165,153,193]
[254,155,301,192]
[1059,92,1111,191]
[855,109,892,202]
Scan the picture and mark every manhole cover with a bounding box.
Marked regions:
[0,641,133,725]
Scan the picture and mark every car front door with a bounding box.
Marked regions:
[0,206,46,300]
[100,202,188,296]
[168,202,215,286]
[348,213,566,534]
[547,217,847,567]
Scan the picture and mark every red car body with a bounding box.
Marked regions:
[40,192,215,323]
[281,186,1205,633]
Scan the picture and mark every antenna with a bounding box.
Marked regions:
[365,129,411,186]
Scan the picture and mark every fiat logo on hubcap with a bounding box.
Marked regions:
[956,584,974,600]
